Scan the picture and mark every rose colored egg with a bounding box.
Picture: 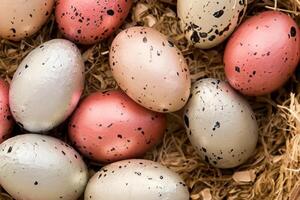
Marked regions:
[0,80,13,143]
[55,0,132,45]
[0,0,54,41]
[224,11,300,96]
[68,91,166,163]
[110,26,191,113]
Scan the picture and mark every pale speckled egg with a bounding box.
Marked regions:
[177,0,246,49]
[224,11,300,96]
[0,80,13,143]
[109,26,191,113]
[9,39,85,133]
[0,134,88,200]
[84,159,189,200]
[184,78,258,168]
[55,0,132,45]
[69,91,166,163]
[0,0,54,41]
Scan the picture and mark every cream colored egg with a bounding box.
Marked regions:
[0,134,88,200]
[0,0,54,41]
[109,26,191,113]
[184,78,258,168]
[84,159,189,200]
[177,0,246,49]
[9,39,85,133]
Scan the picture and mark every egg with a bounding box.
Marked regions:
[109,26,191,113]
[0,134,88,200]
[184,78,258,168]
[224,11,300,96]
[177,0,246,49]
[55,0,132,45]
[84,159,189,200]
[9,39,85,133]
[0,80,13,143]
[0,0,54,41]
[69,91,166,163]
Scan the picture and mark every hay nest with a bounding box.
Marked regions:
[1,0,300,199]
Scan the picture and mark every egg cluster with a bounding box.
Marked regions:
[0,0,299,199]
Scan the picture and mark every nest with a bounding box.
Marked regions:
[1,0,300,199]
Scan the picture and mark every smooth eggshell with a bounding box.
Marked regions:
[9,39,85,132]
[184,78,258,168]
[55,0,132,45]
[0,0,54,41]
[0,134,88,200]
[224,11,300,96]
[69,91,166,163]
[0,80,13,143]
[84,159,189,200]
[109,26,191,113]
[178,0,246,49]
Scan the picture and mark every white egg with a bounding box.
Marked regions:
[9,39,85,132]
[84,159,189,200]
[177,0,246,49]
[0,134,88,200]
[184,78,258,168]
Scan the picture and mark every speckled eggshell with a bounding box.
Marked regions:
[84,159,189,200]
[9,39,85,133]
[0,80,13,143]
[224,11,300,96]
[184,78,258,168]
[69,91,166,163]
[0,134,88,200]
[0,0,54,41]
[109,26,191,113]
[177,0,246,49]
[55,0,132,45]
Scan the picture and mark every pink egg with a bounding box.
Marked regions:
[224,11,300,96]
[0,80,13,143]
[55,0,132,45]
[68,91,166,163]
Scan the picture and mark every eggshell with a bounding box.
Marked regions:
[0,0,54,41]
[55,0,132,45]
[177,0,246,49]
[0,134,88,200]
[84,159,189,200]
[184,78,258,168]
[224,11,300,96]
[69,91,166,163]
[0,80,13,143]
[9,39,85,132]
[109,26,191,113]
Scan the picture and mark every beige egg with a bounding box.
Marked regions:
[0,0,54,41]
[177,0,246,49]
[109,27,191,113]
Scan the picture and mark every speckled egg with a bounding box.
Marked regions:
[0,134,88,200]
[224,11,300,96]
[184,78,258,168]
[0,80,13,143]
[177,0,246,49]
[0,0,54,41]
[84,159,189,200]
[55,0,132,45]
[69,91,166,163]
[9,39,85,133]
[109,26,191,113]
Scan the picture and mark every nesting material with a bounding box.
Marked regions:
[1,0,300,199]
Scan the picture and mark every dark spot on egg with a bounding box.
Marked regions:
[291,26,296,37]
[213,10,224,18]
[107,9,115,16]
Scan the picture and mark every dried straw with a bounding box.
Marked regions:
[1,0,300,199]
